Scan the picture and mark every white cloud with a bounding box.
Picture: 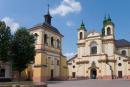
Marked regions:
[64,52,76,59]
[66,20,73,27]
[1,17,20,34]
[50,0,82,16]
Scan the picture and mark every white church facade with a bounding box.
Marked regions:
[68,16,130,80]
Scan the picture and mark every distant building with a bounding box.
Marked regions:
[0,62,11,81]
[29,7,68,82]
[68,16,130,80]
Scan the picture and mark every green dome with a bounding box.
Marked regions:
[103,15,114,27]
[79,21,86,31]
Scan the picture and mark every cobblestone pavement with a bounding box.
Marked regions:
[47,79,130,87]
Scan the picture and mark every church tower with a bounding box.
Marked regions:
[77,21,87,58]
[78,21,87,40]
[102,15,115,56]
[102,15,115,39]
[30,5,67,82]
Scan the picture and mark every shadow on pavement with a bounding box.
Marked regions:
[46,81,63,84]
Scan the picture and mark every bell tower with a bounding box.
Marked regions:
[102,15,115,56]
[102,15,115,39]
[77,21,87,59]
[78,21,87,40]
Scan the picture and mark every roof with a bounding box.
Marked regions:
[115,39,130,48]
[67,54,77,62]
[29,23,63,37]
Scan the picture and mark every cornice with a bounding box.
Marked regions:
[98,59,116,62]
[82,54,106,57]
[76,61,89,64]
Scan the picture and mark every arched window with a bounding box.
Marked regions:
[34,33,38,37]
[34,33,38,44]
[90,41,97,54]
[121,50,126,56]
[91,46,97,54]
[107,27,111,35]
[79,32,83,40]
[44,34,48,45]
[51,37,54,47]
[0,69,5,77]
[119,57,121,60]
[57,39,60,48]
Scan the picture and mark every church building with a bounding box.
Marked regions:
[68,16,130,80]
[29,7,68,82]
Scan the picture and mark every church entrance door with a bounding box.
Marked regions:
[118,71,122,78]
[72,72,76,78]
[90,68,97,79]
[51,69,54,80]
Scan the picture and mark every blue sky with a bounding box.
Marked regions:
[0,0,130,58]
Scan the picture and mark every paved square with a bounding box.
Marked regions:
[47,80,130,87]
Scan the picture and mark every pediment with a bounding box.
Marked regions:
[87,31,101,38]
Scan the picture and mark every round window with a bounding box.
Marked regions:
[118,63,122,66]
[73,65,75,68]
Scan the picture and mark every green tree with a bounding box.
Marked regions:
[11,27,35,79]
[0,21,11,62]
